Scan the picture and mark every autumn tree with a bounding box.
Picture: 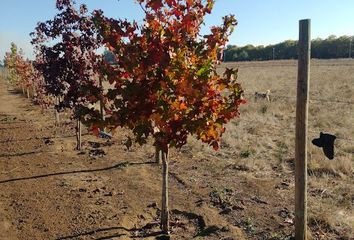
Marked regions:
[94,0,244,234]
[4,43,34,97]
[4,43,20,87]
[31,0,106,149]
[30,57,53,111]
[15,55,35,98]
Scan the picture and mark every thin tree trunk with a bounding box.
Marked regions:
[5,70,9,90]
[26,88,30,99]
[99,99,104,130]
[155,145,161,164]
[76,117,82,151]
[32,84,36,99]
[99,78,105,131]
[161,145,169,234]
[54,108,60,126]
[54,97,60,126]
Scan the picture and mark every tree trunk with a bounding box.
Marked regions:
[155,145,161,164]
[32,84,36,99]
[5,70,9,90]
[99,99,104,130]
[54,97,60,126]
[161,145,169,234]
[26,88,30,99]
[76,117,82,151]
[99,78,105,131]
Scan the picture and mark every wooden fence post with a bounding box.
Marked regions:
[295,19,311,240]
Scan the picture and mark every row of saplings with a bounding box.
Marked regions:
[3,0,245,236]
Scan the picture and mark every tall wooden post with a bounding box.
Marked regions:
[295,19,311,240]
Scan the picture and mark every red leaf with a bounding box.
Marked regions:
[212,141,219,150]
[92,126,100,137]
[147,0,163,11]
[172,9,183,18]
[166,0,176,7]
[121,72,130,78]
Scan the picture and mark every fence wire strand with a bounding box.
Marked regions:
[236,118,354,143]
[243,93,354,105]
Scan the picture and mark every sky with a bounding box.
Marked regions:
[0,0,354,60]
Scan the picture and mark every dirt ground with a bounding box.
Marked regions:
[0,60,353,240]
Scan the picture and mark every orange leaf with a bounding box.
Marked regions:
[179,102,187,110]
[186,0,193,7]
[207,128,217,139]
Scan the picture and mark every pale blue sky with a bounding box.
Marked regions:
[1,0,353,60]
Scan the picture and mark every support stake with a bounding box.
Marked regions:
[295,19,311,240]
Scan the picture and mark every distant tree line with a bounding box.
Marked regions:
[224,35,353,61]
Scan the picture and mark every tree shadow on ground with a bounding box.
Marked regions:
[7,89,24,95]
[56,224,164,240]
[56,226,130,240]
[0,150,43,158]
[0,161,155,184]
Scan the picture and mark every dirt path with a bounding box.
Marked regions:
[0,81,246,239]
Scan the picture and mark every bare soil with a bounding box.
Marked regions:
[0,59,353,240]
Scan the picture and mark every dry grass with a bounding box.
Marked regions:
[214,59,354,175]
[183,59,354,238]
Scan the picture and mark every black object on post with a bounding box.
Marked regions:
[312,132,336,160]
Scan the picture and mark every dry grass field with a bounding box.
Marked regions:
[0,59,353,240]
[212,59,354,239]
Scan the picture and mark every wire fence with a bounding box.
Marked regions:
[243,92,354,105]
[237,90,354,146]
[237,117,354,144]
